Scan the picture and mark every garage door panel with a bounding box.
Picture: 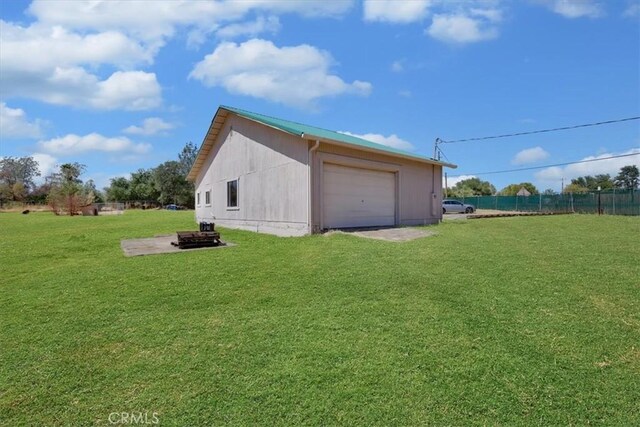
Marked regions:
[323,163,396,229]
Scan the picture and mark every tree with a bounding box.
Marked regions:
[178,142,198,176]
[0,156,41,201]
[499,182,539,196]
[570,174,613,191]
[105,177,132,202]
[26,182,52,205]
[448,177,496,197]
[83,179,104,203]
[11,182,27,201]
[47,163,92,215]
[153,161,193,206]
[0,183,11,207]
[129,169,159,201]
[563,183,588,194]
[178,142,197,208]
[614,165,639,190]
[542,188,557,195]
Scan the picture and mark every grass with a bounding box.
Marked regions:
[1,211,638,426]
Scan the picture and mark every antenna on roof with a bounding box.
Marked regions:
[434,138,442,161]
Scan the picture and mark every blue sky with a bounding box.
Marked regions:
[1,0,638,192]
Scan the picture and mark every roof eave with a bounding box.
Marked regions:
[186,107,230,182]
[304,133,457,169]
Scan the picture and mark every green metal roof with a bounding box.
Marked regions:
[220,105,453,167]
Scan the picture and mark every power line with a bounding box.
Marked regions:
[440,116,640,144]
[449,152,640,177]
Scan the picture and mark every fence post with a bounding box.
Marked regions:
[612,187,615,215]
[570,193,574,212]
[539,194,542,212]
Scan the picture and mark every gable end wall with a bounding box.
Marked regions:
[194,114,310,236]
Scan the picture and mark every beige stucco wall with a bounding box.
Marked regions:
[309,142,443,232]
[194,115,309,236]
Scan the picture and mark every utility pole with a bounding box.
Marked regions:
[434,138,441,160]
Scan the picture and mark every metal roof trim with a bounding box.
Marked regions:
[303,133,457,168]
[187,105,457,181]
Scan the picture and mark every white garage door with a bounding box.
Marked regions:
[323,163,396,228]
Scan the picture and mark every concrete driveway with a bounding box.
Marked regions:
[327,227,436,242]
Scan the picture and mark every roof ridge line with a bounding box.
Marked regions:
[221,105,344,137]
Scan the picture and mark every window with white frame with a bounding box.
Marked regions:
[227,179,238,208]
[205,190,211,205]
[196,192,200,206]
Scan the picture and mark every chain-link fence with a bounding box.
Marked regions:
[120,200,163,209]
[450,189,640,215]
[94,202,125,215]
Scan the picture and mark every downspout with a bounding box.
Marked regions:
[307,139,320,234]
[432,164,438,221]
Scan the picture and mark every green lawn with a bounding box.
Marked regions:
[1,211,638,426]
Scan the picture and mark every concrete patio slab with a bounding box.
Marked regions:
[121,234,235,257]
[327,227,436,242]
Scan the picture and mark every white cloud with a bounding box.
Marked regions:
[123,117,175,136]
[28,0,220,46]
[189,39,372,108]
[447,174,477,187]
[512,146,550,165]
[427,13,499,44]
[538,0,604,18]
[339,131,415,151]
[398,90,412,98]
[362,2,504,44]
[38,133,151,155]
[4,0,355,111]
[217,16,281,39]
[623,3,640,18]
[534,148,640,184]
[28,0,353,47]
[469,8,503,23]
[364,0,432,23]
[0,102,44,139]
[31,153,58,177]
[0,21,162,111]
[2,66,161,111]
[391,60,404,72]
[0,21,153,72]
[93,71,162,110]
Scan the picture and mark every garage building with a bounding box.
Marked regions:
[187,106,456,236]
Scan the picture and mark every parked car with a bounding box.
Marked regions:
[165,204,184,211]
[442,199,475,214]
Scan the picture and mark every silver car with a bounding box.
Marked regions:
[442,199,475,214]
